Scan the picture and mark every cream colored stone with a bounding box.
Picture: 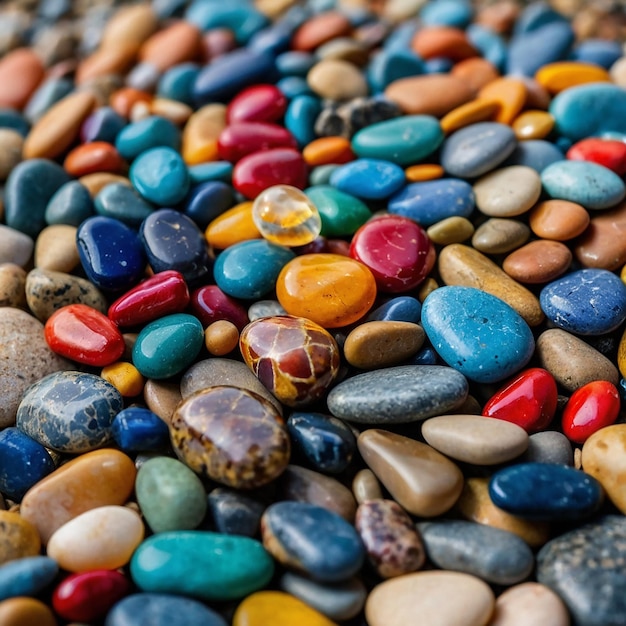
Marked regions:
[352,468,383,505]
[474,166,542,217]
[307,59,369,101]
[489,582,570,626]
[100,3,159,51]
[34,225,79,273]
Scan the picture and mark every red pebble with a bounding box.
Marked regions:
[566,138,626,176]
[482,367,558,433]
[349,215,435,292]
[562,380,620,444]
[64,141,126,177]
[190,284,249,331]
[218,122,298,163]
[232,147,308,199]
[227,84,287,124]
[108,270,190,328]
[52,570,131,622]
[45,304,125,366]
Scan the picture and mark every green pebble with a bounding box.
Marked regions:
[306,185,372,237]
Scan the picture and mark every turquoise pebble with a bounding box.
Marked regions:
[421,286,535,383]
[276,51,316,78]
[188,161,233,184]
[285,94,322,147]
[157,63,201,106]
[367,49,425,93]
[305,185,371,237]
[213,239,295,299]
[111,407,170,452]
[383,20,418,52]
[135,457,207,533]
[95,183,155,227]
[329,158,406,200]
[309,164,340,186]
[132,313,204,379]
[277,76,313,100]
[541,160,626,210]
[351,115,444,166]
[130,531,274,601]
[0,556,59,601]
[503,139,565,172]
[420,0,473,27]
[45,180,94,226]
[513,1,569,34]
[185,3,269,44]
[466,24,507,70]
[116,116,181,161]
[130,147,190,206]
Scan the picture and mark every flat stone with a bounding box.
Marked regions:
[489,582,570,626]
[474,166,542,217]
[472,218,530,254]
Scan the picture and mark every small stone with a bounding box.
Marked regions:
[206,488,265,537]
[0,225,34,268]
[472,218,531,254]
[503,240,572,284]
[0,129,23,181]
[143,379,182,424]
[0,264,26,308]
[307,59,368,101]
[0,511,41,565]
[489,582,570,626]
[0,557,58,603]
[352,468,383,504]
[529,199,590,241]
[34,224,79,273]
[0,597,57,626]
[520,431,574,466]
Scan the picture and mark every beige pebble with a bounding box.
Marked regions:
[34,224,79,272]
[307,59,368,101]
[143,378,182,424]
[457,477,550,548]
[472,218,530,254]
[0,510,41,564]
[0,597,58,626]
[0,129,23,181]
[427,216,474,245]
[366,571,495,626]
[438,244,544,326]
[529,199,590,241]
[502,239,572,284]
[99,3,159,51]
[421,414,528,465]
[79,172,131,197]
[343,321,425,370]
[610,56,626,87]
[149,97,193,125]
[582,424,626,515]
[316,37,369,66]
[352,468,383,504]
[489,582,570,626]
[358,429,463,517]
[205,320,239,356]
[47,505,144,573]
[474,166,542,217]
[536,328,619,392]
[0,263,26,308]
[0,224,34,267]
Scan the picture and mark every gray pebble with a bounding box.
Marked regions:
[520,431,574,466]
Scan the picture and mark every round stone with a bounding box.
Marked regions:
[473,165,542,217]
[489,583,570,626]
[130,146,190,206]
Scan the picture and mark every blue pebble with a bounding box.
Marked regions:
[276,51,316,78]
[130,147,190,206]
[571,39,623,68]
[540,269,626,336]
[95,183,154,227]
[512,1,570,35]
[330,158,406,200]
[184,181,234,230]
[4,158,71,238]
[0,557,59,601]
[367,49,425,93]
[77,216,146,291]
[466,24,507,70]
[157,63,201,105]
[185,3,269,44]
[541,160,625,210]
[23,77,73,123]
[383,19,419,52]
[388,178,474,227]
[489,463,603,522]
[0,427,55,500]
[81,106,126,144]
[285,94,322,147]
[410,346,439,365]
[188,161,233,184]
[112,407,171,452]
[45,180,94,226]
[213,239,295,299]
[424,57,454,73]
[619,379,626,405]
[116,116,181,161]
[140,208,212,285]
[248,19,296,56]
[503,139,565,173]
[277,76,313,100]
[366,296,422,323]
[421,286,534,383]
[440,122,517,178]
[0,107,30,135]
[420,0,473,27]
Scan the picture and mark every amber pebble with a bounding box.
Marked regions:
[440,99,499,134]
[0,597,57,626]
[352,468,383,504]
[101,361,145,397]
[472,218,530,254]
[23,91,96,159]
[411,26,478,61]
[427,216,474,245]
[291,11,352,52]
[170,386,290,489]
[34,225,79,273]
[75,44,138,85]
[64,141,125,177]
[535,61,611,94]
[182,104,227,165]
[205,320,239,356]
[512,110,555,140]
[450,57,501,93]
[109,87,152,119]
[404,164,444,182]
[0,48,45,110]
[307,59,369,101]
[143,378,182,424]
[139,21,202,71]
[529,199,590,241]
[0,263,27,308]
[384,74,475,117]
[302,137,354,167]
[99,4,159,51]
[206,201,261,249]
[0,511,41,564]
[79,173,131,197]
[478,77,527,124]
[503,240,572,284]
[0,129,23,181]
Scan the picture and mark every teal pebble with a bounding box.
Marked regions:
[130,147,190,206]
[0,556,59,601]
[188,161,233,184]
[130,531,274,601]
[95,183,155,227]
[308,164,340,186]
[285,94,322,147]
[185,3,269,44]
[306,185,371,237]
[157,63,201,106]
[132,313,204,379]
[115,116,181,161]
[45,180,94,226]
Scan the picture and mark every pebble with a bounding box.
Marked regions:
[329,158,405,200]
[307,59,368,101]
[0,264,26,308]
[0,597,58,626]
[0,510,40,564]
[503,240,572,283]
[489,582,570,626]
[0,227,33,268]
[0,49,45,110]
[33,225,79,273]
[0,129,23,181]
[529,199,590,240]
[473,165,542,217]
[427,216,474,245]
[206,487,265,537]
[0,556,58,602]
[130,146,190,206]
[472,218,530,254]
[521,431,574,466]
[305,186,371,237]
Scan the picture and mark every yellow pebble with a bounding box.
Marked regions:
[101,361,145,397]
[205,320,240,356]
[427,216,475,245]
[0,597,58,626]
[621,263,626,284]
[618,327,626,379]
[440,98,499,134]
[206,201,261,249]
[512,110,555,140]
[182,103,226,165]
[404,163,444,182]
[535,61,611,94]
[0,511,41,564]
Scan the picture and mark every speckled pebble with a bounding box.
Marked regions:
[0,264,26,308]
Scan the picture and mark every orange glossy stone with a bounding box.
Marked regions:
[64,142,125,177]
[535,61,611,94]
[139,21,202,71]
[451,57,500,92]
[291,11,352,52]
[411,26,478,62]
[405,164,445,182]
[75,44,138,85]
[440,99,499,134]
[478,77,527,124]
[206,201,261,249]
[182,104,227,165]
[276,253,377,328]
[529,200,590,241]
[0,48,45,110]
[512,110,555,140]
[302,136,354,166]
[109,87,152,119]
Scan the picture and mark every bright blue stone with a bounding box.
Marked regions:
[0,107,30,135]
[186,3,269,44]
[276,51,316,77]
[512,1,569,34]
[287,412,356,474]
[540,269,626,336]
[489,463,603,522]
[421,286,535,383]
[503,139,565,173]
[130,147,190,206]
[188,161,233,184]
[420,0,473,27]
[115,116,181,161]
[366,296,422,323]
[388,178,474,227]
[45,180,94,226]
[140,208,212,285]
[157,63,201,105]
[541,160,625,210]
[0,427,55,500]
[133,314,204,379]
[285,94,322,147]
[367,49,425,93]
[329,158,406,200]
[424,58,454,74]
[183,181,234,230]
[213,239,296,299]
[112,407,170,452]
[466,24,507,70]
[95,183,154,227]
[4,158,71,237]
[0,557,59,601]
[81,106,126,143]
[77,216,146,291]
[571,39,623,68]
[383,19,419,52]
[23,77,73,123]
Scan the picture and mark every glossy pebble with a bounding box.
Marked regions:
[0,557,58,602]
[190,285,249,331]
[529,199,590,240]
[329,159,405,200]
[111,406,170,452]
[130,146,190,206]
[218,122,297,163]
[305,186,371,237]
[227,84,287,124]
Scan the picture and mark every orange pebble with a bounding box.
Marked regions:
[451,57,501,92]
[291,11,353,52]
[139,20,202,71]
[440,99,500,134]
[405,164,445,182]
[182,104,226,165]
[478,77,527,124]
[0,597,57,626]
[110,87,152,119]
[512,110,555,140]
[302,136,354,166]
[75,44,138,85]
[535,61,611,94]
[411,26,479,62]
[206,201,261,249]
[0,48,45,110]
[64,141,126,177]
[204,320,240,356]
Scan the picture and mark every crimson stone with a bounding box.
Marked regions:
[227,84,287,124]
[567,138,626,176]
[218,121,298,162]
[349,215,435,293]
[190,284,250,330]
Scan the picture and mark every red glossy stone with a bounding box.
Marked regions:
[52,569,131,622]
[562,380,620,444]
[190,284,249,330]
[233,148,308,199]
[108,270,190,328]
[349,215,435,293]
[45,304,125,366]
[567,138,626,176]
[227,84,288,124]
[218,121,298,163]
[482,367,558,433]
[64,141,126,177]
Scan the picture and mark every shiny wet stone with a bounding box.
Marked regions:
[206,488,266,537]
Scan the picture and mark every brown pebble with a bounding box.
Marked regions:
[451,57,501,92]
[99,4,159,51]
[0,597,57,626]
[205,320,239,356]
[472,218,531,254]
[291,11,352,52]
[75,44,138,85]
[411,26,478,61]
[0,129,23,180]
[529,199,590,241]
[34,225,80,273]
[316,37,369,66]
[502,240,572,284]
[79,173,131,197]
[307,59,369,101]
[143,378,182,424]
[0,263,26,308]
[352,468,383,505]
[139,21,203,71]
[0,48,45,110]
[0,510,41,564]
[476,0,521,34]
[418,277,439,302]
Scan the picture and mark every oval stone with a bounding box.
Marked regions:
[0,557,58,602]
[206,488,265,537]
[503,240,572,283]
[130,146,190,206]
[0,597,57,626]
[473,165,542,217]
[574,202,626,271]
[472,218,531,254]
[0,510,41,564]
[329,159,405,201]
[489,582,570,626]
[529,199,590,241]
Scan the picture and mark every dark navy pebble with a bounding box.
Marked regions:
[111,407,170,453]
[115,115,181,161]
[45,180,94,227]
[206,487,266,537]
[0,556,59,601]
[183,181,234,230]
[409,346,439,365]
[330,158,406,200]
[366,296,422,323]
[94,183,155,227]
[248,17,297,56]
[503,139,565,173]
